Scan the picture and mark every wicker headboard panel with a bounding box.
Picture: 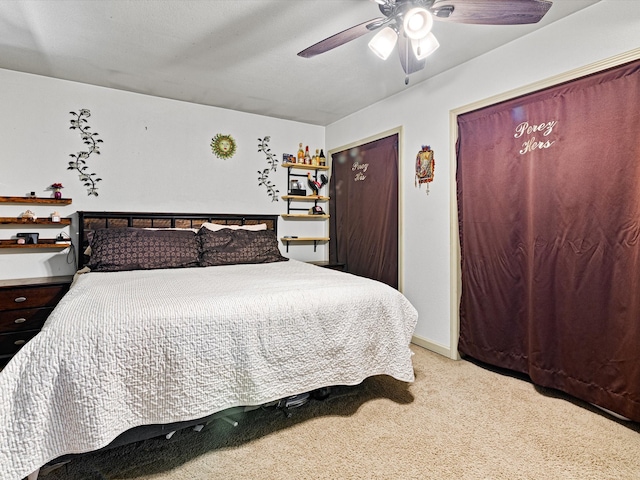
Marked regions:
[77,211,279,269]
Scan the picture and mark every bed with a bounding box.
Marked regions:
[0,211,417,480]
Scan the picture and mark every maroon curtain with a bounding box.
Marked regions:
[329,134,398,288]
[457,59,640,421]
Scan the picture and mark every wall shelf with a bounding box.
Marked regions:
[281,214,329,219]
[0,218,72,226]
[0,196,72,206]
[0,196,73,250]
[281,195,329,201]
[280,237,329,253]
[0,240,71,250]
[281,237,330,242]
[282,163,329,171]
[280,160,330,254]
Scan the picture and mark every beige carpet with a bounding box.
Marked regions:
[43,346,640,480]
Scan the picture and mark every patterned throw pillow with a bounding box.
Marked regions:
[86,228,200,272]
[198,227,288,267]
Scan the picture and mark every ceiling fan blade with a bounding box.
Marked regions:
[297,17,385,58]
[398,35,427,75]
[431,0,552,25]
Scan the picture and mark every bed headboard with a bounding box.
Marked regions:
[77,211,279,269]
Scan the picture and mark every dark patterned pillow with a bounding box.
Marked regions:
[198,227,288,267]
[86,228,200,272]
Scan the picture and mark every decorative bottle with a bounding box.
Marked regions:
[319,149,326,167]
[304,146,311,165]
[297,143,304,164]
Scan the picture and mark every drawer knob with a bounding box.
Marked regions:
[14,296,27,303]
[13,339,26,346]
[14,318,27,324]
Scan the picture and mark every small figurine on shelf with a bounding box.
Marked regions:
[50,211,61,223]
[21,210,37,222]
[50,183,64,199]
[307,172,328,196]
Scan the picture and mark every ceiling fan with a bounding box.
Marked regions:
[298,0,553,82]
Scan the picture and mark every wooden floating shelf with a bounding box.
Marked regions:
[280,237,329,252]
[281,195,329,201]
[0,239,71,249]
[281,237,329,242]
[0,245,71,250]
[282,162,329,171]
[0,196,72,205]
[0,217,72,226]
[280,214,329,219]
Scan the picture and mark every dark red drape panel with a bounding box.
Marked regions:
[457,59,640,421]
[329,134,398,288]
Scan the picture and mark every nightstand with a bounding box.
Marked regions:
[0,276,73,367]
[308,261,346,272]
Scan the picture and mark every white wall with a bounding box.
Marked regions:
[0,70,325,280]
[325,0,640,356]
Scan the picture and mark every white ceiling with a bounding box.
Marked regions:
[0,0,600,126]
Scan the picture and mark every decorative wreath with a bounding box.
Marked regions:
[211,134,237,159]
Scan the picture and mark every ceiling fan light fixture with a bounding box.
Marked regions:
[368,26,398,60]
[403,7,433,40]
[411,32,440,60]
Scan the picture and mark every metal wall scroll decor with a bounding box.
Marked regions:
[68,109,103,196]
[257,136,279,202]
[415,145,435,194]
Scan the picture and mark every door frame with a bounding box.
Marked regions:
[328,126,405,292]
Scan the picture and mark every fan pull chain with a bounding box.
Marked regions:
[405,35,410,85]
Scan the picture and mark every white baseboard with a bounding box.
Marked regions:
[411,334,459,360]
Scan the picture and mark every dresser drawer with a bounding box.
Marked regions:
[0,284,69,311]
[0,277,72,363]
[0,307,53,334]
[0,330,40,356]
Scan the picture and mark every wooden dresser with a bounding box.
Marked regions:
[0,276,73,367]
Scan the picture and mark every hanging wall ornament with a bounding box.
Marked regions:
[257,136,279,201]
[211,133,237,159]
[258,136,278,172]
[415,145,435,194]
[68,109,104,196]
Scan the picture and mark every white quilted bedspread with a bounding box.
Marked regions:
[0,260,417,480]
